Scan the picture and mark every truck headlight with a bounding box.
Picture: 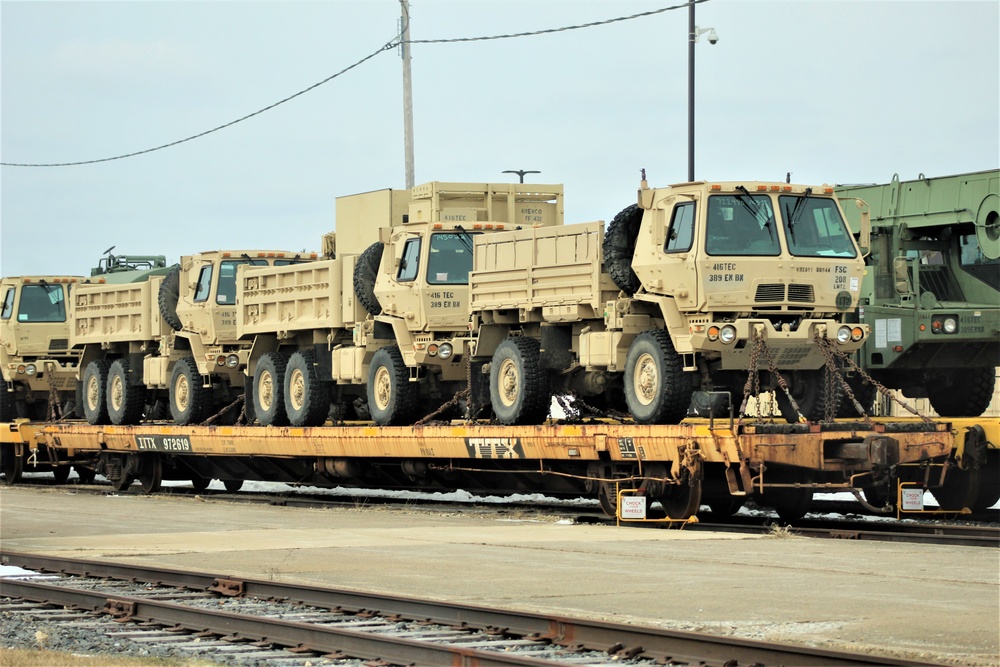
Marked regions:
[226,354,240,368]
[25,363,37,376]
[438,343,454,360]
[943,317,958,334]
[719,325,737,344]
[837,326,852,344]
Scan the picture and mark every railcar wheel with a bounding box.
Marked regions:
[597,482,617,518]
[285,349,331,427]
[112,455,135,492]
[707,495,744,517]
[367,346,417,426]
[157,265,183,331]
[775,368,842,423]
[191,475,211,492]
[760,468,814,522]
[138,455,162,494]
[75,466,97,485]
[925,366,995,417]
[659,478,703,520]
[1,444,24,485]
[862,483,892,510]
[603,204,643,295]
[489,337,550,426]
[974,456,1000,511]
[624,330,691,425]
[170,357,208,426]
[52,465,71,485]
[223,479,244,493]
[107,358,146,425]
[353,242,384,316]
[253,352,290,427]
[82,359,112,425]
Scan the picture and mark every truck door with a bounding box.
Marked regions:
[376,231,428,332]
[646,197,702,310]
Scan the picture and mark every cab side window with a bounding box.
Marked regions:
[397,238,421,282]
[193,266,213,303]
[665,202,695,252]
[1,288,14,320]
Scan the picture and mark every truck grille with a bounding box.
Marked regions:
[755,284,785,302]
[787,284,815,303]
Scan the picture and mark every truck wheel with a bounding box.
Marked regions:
[82,359,112,425]
[367,346,417,426]
[0,386,15,422]
[285,349,331,427]
[157,265,183,331]
[603,204,643,295]
[354,242,384,316]
[624,330,692,425]
[107,358,146,425]
[242,375,257,425]
[489,337,551,425]
[253,352,290,426]
[837,373,877,419]
[775,368,842,423]
[169,357,208,425]
[925,366,995,417]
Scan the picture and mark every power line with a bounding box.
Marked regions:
[1,1,706,168]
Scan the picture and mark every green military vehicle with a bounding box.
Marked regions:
[836,170,999,417]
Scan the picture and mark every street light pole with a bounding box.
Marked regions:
[502,170,540,184]
[687,4,717,182]
[401,0,415,189]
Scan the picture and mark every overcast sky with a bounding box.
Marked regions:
[2,0,998,277]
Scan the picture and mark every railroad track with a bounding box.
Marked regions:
[8,477,1000,547]
[1,551,943,667]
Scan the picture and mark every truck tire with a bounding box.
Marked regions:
[489,337,551,426]
[925,366,995,417]
[169,357,209,425]
[367,346,417,426]
[157,265,183,331]
[107,358,146,425]
[82,359,112,425]
[284,349,331,427]
[624,330,692,425]
[837,373,877,419]
[603,204,643,295]
[0,386,15,422]
[775,368,843,423]
[242,375,257,425]
[253,351,290,426]
[354,242,384,316]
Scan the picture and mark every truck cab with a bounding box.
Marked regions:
[0,276,82,420]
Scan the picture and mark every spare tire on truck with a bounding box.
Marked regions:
[603,204,643,295]
[158,265,183,331]
[353,242,384,316]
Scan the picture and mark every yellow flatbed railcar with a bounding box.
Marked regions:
[4,417,985,520]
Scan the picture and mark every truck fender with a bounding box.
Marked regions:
[375,316,415,366]
[470,324,512,360]
[631,294,693,354]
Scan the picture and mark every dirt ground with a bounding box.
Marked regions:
[1,485,997,666]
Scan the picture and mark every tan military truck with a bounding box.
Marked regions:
[238,181,564,427]
[0,251,169,423]
[1,274,83,421]
[73,250,315,426]
[468,177,872,424]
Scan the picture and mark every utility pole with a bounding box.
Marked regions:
[401,0,415,189]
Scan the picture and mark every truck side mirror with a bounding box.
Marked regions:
[855,199,871,258]
[893,256,913,295]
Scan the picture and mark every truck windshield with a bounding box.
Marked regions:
[706,195,780,256]
[778,196,857,258]
[16,283,67,322]
[217,259,270,304]
[427,232,480,285]
[959,232,1000,290]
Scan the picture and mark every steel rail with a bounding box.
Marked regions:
[0,550,942,666]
